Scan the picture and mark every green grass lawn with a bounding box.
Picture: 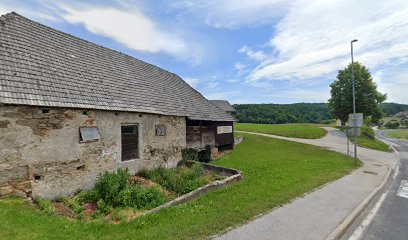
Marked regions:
[387,129,408,140]
[234,123,327,139]
[0,134,358,240]
[348,126,391,152]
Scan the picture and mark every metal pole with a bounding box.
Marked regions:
[346,128,350,156]
[351,40,358,164]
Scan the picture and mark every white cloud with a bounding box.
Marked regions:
[174,0,288,29]
[183,77,201,88]
[375,69,408,104]
[239,46,268,62]
[226,79,240,83]
[61,7,188,56]
[206,81,219,89]
[248,0,408,82]
[234,62,247,72]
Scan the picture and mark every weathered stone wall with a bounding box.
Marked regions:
[0,105,186,199]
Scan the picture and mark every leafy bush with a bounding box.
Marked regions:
[74,189,99,205]
[385,121,400,129]
[60,196,84,214]
[36,197,54,215]
[139,163,210,195]
[120,185,167,209]
[94,168,129,207]
[182,148,198,161]
[198,145,212,163]
[87,168,167,211]
[179,148,198,166]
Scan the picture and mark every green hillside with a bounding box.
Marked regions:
[233,102,408,124]
[379,102,408,116]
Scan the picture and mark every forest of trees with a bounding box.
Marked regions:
[233,102,408,124]
[379,102,408,116]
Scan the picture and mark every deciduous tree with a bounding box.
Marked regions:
[328,62,386,123]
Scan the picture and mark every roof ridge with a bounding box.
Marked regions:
[2,11,184,81]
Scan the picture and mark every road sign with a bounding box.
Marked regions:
[348,113,363,127]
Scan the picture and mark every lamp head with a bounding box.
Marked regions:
[351,39,358,43]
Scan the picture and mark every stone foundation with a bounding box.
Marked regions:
[0,105,186,199]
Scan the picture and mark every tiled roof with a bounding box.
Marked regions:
[0,12,236,122]
[210,100,236,112]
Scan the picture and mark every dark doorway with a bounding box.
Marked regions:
[121,125,139,161]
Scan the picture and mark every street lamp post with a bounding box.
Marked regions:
[351,39,358,164]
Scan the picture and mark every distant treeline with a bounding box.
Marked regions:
[233,103,332,124]
[379,102,408,116]
[233,102,408,124]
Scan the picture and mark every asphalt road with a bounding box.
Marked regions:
[345,130,408,240]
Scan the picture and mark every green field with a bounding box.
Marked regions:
[348,126,391,152]
[0,133,358,240]
[234,123,327,139]
[387,130,408,140]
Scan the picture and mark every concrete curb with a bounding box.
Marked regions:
[326,160,396,240]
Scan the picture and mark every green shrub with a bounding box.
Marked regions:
[90,168,167,211]
[120,185,167,209]
[74,189,99,204]
[139,167,177,191]
[198,145,212,163]
[180,164,205,180]
[173,176,209,195]
[97,199,110,214]
[109,208,128,222]
[60,196,84,214]
[181,148,198,165]
[94,168,129,207]
[385,121,400,129]
[139,163,210,195]
[36,197,54,215]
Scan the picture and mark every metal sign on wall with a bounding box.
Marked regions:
[155,124,166,136]
[217,126,232,134]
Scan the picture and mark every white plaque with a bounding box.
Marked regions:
[217,126,232,134]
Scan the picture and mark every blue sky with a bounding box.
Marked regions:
[1,0,407,104]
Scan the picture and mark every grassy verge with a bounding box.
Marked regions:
[0,133,358,240]
[234,123,327,139]
[348,126,391,152]
[386,129,408,140]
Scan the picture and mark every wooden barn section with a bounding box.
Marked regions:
[186,120,234,151]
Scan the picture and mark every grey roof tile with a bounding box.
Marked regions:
[210,100,236,112]
[0,12,236,122]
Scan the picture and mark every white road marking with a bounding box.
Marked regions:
[396,180,408,199]
[348,192,388,240]
[393,166,399,179]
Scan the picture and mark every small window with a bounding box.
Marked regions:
[79,127,100,142]
[122,126,137,134]
[121,125,139,161]
[155,124,166,136]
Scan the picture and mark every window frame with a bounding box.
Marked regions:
[155,124,166,136]
[79,126,101,143]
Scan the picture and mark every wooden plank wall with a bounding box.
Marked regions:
[186,120,234,150]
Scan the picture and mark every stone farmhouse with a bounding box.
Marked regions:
[0,12,236,199]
